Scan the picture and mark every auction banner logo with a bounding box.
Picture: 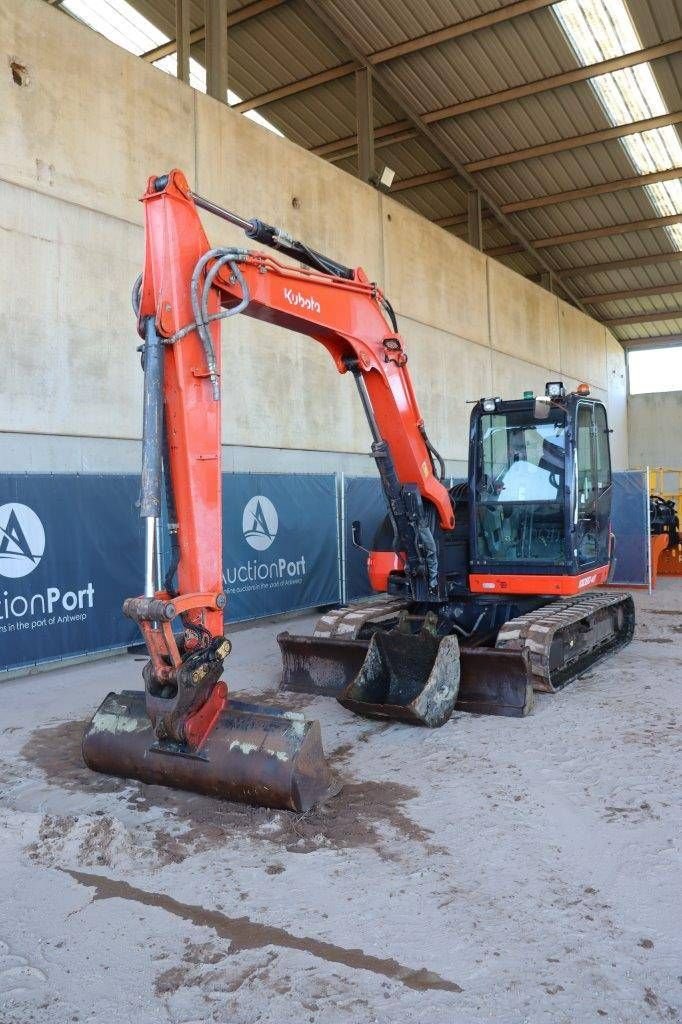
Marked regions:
[0,503,45,579]
[242,495,279,551]
[0,499,96,639]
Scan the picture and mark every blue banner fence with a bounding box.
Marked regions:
[0,470,648,674]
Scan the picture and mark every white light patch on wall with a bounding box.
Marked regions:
[628,347,682,394]
[153,53,207,92]
[554,0,682,250]
[62,0,283,137]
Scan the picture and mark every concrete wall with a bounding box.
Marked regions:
[1,0,628,478]
[628,391,682,469]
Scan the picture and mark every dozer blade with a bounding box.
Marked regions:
[278,631,533,718]
[337,631,460,727]
[82,690,333,812]
[278,632,370,698]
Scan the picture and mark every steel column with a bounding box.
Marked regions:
[467,190,483,250]
[355,67,375,184]
[176,0,190,83]
[205,0,228,102]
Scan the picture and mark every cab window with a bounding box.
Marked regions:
[594,404,611,494]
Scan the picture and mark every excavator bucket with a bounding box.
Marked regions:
[336,630,460,727]
[278,631,533,718]
[82,691,333,813]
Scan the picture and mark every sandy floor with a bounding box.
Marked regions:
[0,582,680,1024]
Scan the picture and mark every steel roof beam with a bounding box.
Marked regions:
[486,213,682,255]
[312,120,411,159]
[431,168,682,212]
[435,209,495,228]
[324,111,681,169]
[369,0,556,64]
[583,282,682,304]
[465,111,682,172]
[434,168,682,241]
[323,129,420,163]
[234,63,359,113]
[534,213,682,248]
[499,167,682,213]
[557,251,682,279]
[620,333,682,349]
[422,39,682,124]
[485,243,527,257]
[604,308,682,326]
[429,169,681,234]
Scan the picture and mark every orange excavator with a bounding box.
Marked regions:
[83,170,634,807]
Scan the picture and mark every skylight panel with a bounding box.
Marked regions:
[554,0,682,250]
[62,0,284,138]
[61,0,166,55]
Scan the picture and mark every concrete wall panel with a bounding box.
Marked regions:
[0,180,142,438]
[400,320,492,462]
[221,320,368,453]
[1,1,195,225]
[488,260,560,369]
[382,199,489,345]
[606,333,628,470]
[558,301,608,389]
[491,350,554,400]
[628,391,682,469]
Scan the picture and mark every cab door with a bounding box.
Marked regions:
[574,401,611,569]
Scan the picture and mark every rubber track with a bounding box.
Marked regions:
[494,590,635,692]
[313,597,409,639]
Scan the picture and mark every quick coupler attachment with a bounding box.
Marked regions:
[82,691,334,812]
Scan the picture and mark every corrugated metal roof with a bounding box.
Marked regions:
[65,0,682,347]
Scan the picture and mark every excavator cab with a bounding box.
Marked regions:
[469,383,613,588]
[281,382,633,721]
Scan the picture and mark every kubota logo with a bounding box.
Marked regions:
[283,287,320,314]
[242,496,279,551]
[0,503,46,579]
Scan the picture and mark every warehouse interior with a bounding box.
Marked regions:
[0,1,681,1022]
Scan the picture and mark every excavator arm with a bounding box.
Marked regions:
[139,169,453,609]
